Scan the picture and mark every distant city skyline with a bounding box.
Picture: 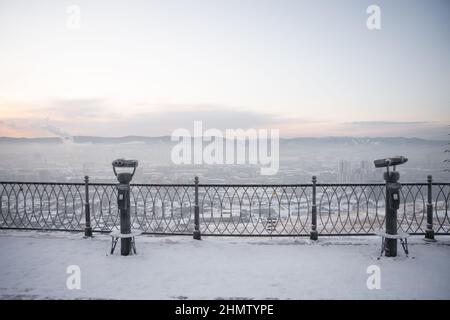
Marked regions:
[0,0,449,139]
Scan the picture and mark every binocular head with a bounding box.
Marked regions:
[112,159,139,180]
[112,159,139,168]
[374,156,408,169]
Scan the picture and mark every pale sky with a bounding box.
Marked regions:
[0,0,449,138]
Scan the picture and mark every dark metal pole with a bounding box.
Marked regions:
[84,176,92,237]
[193,176,201,240]
[384,170,399,257]
[310,176,318,240]
[425,175,436,241]
[112,159,138,256]
[118,181,132,255]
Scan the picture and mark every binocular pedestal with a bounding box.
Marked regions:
[384,171,401,257]
[374,156,407,258]
[112,159,138,256]
[117,173,133,256]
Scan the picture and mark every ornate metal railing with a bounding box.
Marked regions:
[1,176,449,237]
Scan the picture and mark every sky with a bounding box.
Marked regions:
[0,0,449,139]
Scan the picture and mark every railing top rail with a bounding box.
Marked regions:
[0,181,196,187]
[129,183,196,187]
[197,183,449,187]
[198,184,313,187]
[315,182,450,186]
[0,181,85,186]
[0,181,449,187]
[316,183,385,187]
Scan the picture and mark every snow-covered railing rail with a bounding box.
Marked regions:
[0,176,449,237]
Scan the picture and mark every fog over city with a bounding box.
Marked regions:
[0,135,447,184]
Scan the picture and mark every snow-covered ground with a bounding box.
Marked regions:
[0,230,449,299]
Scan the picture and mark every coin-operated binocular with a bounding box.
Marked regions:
[374,156,408,169]
[112,159,138,183]
[374,156,407,210]
[374,156,408,257]
[112,159,138,256]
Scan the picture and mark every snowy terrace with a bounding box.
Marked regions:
[0,230,449,299]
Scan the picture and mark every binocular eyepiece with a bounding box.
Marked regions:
[374,156,408,168]
[112,159,139,168]
[112,159,139,179]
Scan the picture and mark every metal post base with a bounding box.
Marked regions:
[424,230,436,242]
[84,227,92,238]
[193,230,201,240]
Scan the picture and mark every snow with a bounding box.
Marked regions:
[0,230,449,299]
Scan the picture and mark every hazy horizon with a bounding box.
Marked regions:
[0,133,448,141]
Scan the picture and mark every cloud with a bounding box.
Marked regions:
[338,120,448,140]
[345,121,433,126]
[0,120,17,129]
[36,98,110,120]
[1,99,448,139]
[134,108,285,129]
[78,106,303,137]
[1,101,304,137]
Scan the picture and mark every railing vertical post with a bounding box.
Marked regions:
[193,176,201,240]
[310,176,318,240]
[425,175,436,241]
[84,176,92,237]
